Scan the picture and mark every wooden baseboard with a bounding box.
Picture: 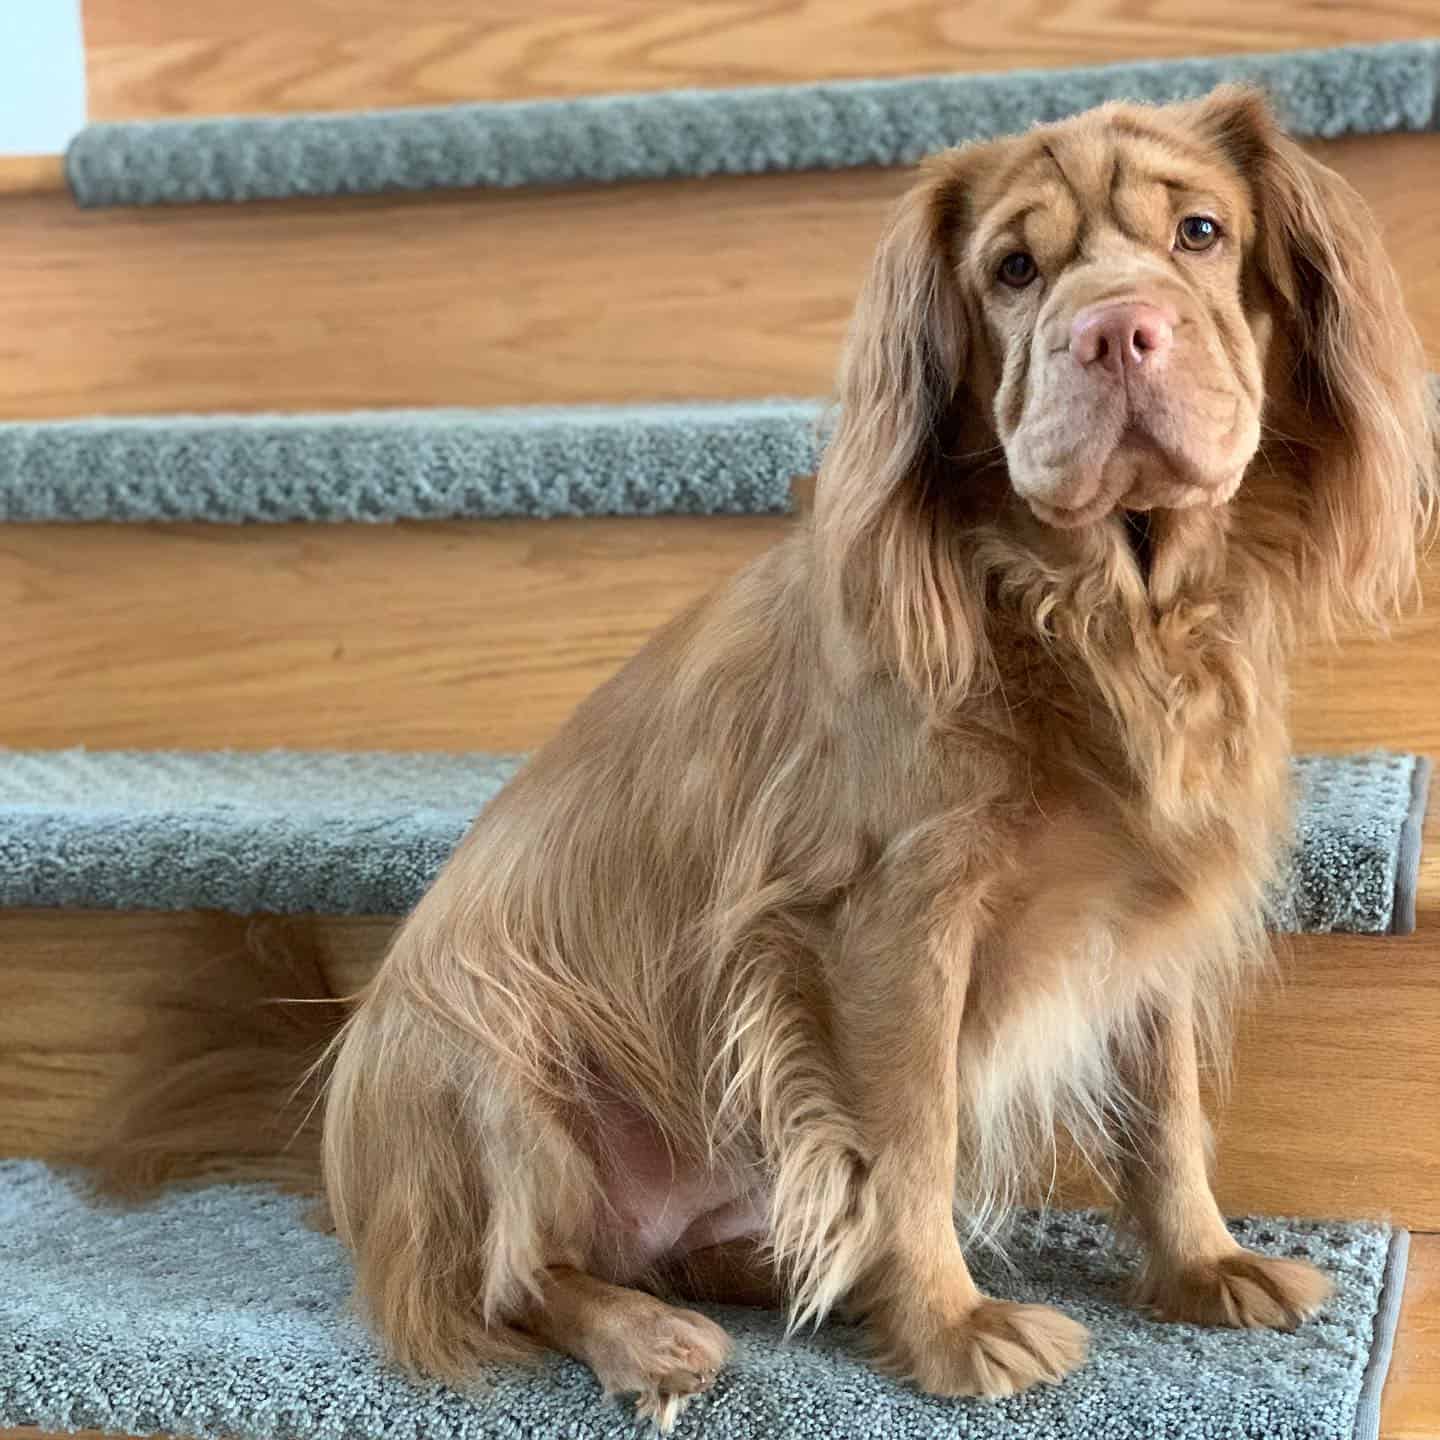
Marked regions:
[1388,1233,1440,1439]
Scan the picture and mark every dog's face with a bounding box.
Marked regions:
[816,87,1432,704]
[958,109,1267,527]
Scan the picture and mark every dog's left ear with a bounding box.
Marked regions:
[1195,86,1436,629]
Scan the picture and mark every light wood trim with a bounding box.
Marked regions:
[0,133,1435,418]
[80,0,1440,118]
[0,156,66,197]
[1422,772,1440,921]
[1,519,1435,754]
[1386,1234,1440,1439]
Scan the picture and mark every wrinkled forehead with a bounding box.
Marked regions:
[958,106,1256,268]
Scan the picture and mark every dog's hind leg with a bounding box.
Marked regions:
[326,963,738,1426]
[521,1267,731,1432]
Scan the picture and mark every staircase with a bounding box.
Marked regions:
[2,3,1439,1437]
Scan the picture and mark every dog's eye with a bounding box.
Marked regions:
[998,251,1038,288]
[1176,215,1221,253]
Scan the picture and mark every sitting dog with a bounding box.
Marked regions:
[103,86,1435,1430]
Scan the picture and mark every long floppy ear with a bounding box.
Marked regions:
[813,152,991,705]
[1197,86,1436,630]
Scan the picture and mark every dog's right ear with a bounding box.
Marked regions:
[814,152,988,706]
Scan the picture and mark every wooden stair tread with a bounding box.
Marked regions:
[1390,1234,1440,1439]
[1420,771,1440,923]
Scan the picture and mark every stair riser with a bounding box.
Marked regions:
[0,134,1436,420]
[80,2,1440,120]
[1,908,1435,1224]
[2,518,1436,753]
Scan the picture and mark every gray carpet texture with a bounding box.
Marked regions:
[0,403,825,524]
[1285,753,1432,937]
[65,40,1440,207]
[0,749,1427,930]
[8,387,1440,525]
[0,1160,1405,1440]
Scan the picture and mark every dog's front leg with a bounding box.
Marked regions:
[828,868,1088,1397]
[1117,992,1332,1328]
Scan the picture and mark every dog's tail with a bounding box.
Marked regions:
[88,916,352,1200]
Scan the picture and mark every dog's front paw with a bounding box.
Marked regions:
[1139,1250,1331,1331]
[883,1300,1090,1398]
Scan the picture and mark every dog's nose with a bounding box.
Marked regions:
[1069,301,1174,373]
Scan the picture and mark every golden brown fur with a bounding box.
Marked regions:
[97,88,1435,1426]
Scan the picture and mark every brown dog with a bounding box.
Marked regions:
[102,87,1435,1430]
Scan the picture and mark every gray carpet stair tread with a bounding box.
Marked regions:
[6,388,1438,527]
[0,402,825,524]
[64,40,1440,207]
[0,748,1427,932]
[0,1161,1406,1440]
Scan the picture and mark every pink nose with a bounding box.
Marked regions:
[1069,300,1174,373]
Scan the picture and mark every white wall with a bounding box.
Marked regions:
[0,0,85,154]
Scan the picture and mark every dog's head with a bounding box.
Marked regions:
[964,97,1269,527]
[816,88,1434,695]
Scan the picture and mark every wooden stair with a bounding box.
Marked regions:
[3,1,1438,1435]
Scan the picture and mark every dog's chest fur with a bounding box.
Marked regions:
[936,532,1287,1223]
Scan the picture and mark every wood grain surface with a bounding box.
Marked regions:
[1,517,1435,754]
[1,133,1435,420]
[0,785,1435,1206]
[80,0,1440,118]
[1390,1234,1440,1440]
[0,157,67,196]
[0,515,783,752]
